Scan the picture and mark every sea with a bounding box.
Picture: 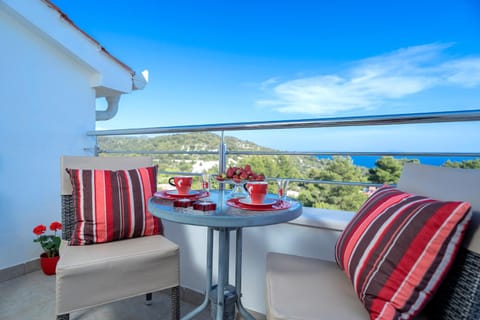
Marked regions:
[316,155,479,169]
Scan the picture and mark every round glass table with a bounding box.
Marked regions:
[148,190,302,320]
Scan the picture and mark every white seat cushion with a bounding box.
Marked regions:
[56,235,179,314]
[266,252,369,320]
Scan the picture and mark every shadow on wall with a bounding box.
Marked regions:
[162,221,209,293]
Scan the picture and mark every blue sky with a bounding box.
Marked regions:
[53,0,480,152]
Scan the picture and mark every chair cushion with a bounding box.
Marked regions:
[56,235,179,314]
[266,252,369,320]
[67,166,162,245]
[335,186,472,320]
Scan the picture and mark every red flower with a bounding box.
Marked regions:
[49,221,62,231]
[33,221,62,258]
[33,224,47,235]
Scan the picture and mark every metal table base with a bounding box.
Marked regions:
[148,191,302,320]
[182,227,255,320]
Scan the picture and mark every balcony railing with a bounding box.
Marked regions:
[87,109,480,209]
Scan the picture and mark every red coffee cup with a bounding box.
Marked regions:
[168,176,193,195]
[246,181,268,204]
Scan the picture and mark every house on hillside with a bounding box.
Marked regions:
[0,0,147,273]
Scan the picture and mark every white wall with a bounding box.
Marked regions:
[163,208,352,315]
[0,8,96,269]
[2,0,133,94]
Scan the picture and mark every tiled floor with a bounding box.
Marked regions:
[0,271,211,320]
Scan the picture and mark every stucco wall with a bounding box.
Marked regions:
[0,8,96,269]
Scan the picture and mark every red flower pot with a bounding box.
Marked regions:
[40,253,60,275]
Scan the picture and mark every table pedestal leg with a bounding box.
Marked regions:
[184,227,256,320]
[234,228,255,320]
[215,228,228,320]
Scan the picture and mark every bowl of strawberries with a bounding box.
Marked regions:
[216,165,265,183]
[216,165,265,198]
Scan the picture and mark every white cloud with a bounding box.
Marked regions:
[441,58,480,87]
[260,77,280,90]
[258,43,480,115]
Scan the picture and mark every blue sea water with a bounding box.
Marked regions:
[316,155,478,168]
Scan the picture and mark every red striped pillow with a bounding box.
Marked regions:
[67,166,163,245]
[335,186,471,320]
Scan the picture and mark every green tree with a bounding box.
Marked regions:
[443,159,480,169]
[368,157,419,184]
[298,156,368,211]
[237,155,301,179]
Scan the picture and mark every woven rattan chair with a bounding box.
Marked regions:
[266,163,480,320]
[56,156,180,320]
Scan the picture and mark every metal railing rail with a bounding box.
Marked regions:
[154,171,385,194]
[88,109,480,136]
[153,170,386,189]
[101,150,219,155]
[227,151,480,157]
[93,109,480,193]
[100,149,480,158]
[278,178,384,187]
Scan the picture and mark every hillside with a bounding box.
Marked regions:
[97,132,320,175]
[99,132,271,154]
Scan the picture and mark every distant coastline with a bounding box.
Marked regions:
[316,155,479,169]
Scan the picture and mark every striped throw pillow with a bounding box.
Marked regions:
[335,186,471,320]
[67,166,163,245]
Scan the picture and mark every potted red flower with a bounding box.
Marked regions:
[33,221,62,275]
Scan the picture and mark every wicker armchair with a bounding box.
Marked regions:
[56,156,180,320]
[266,163,480,320]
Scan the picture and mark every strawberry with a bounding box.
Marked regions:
[224,164,266,182]
[226,167,235,178]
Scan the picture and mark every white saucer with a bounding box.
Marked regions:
[165,190,200,197]
[239,197,277,206]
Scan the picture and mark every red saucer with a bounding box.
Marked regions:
[226,198,291,211]
[154,190,209,200]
